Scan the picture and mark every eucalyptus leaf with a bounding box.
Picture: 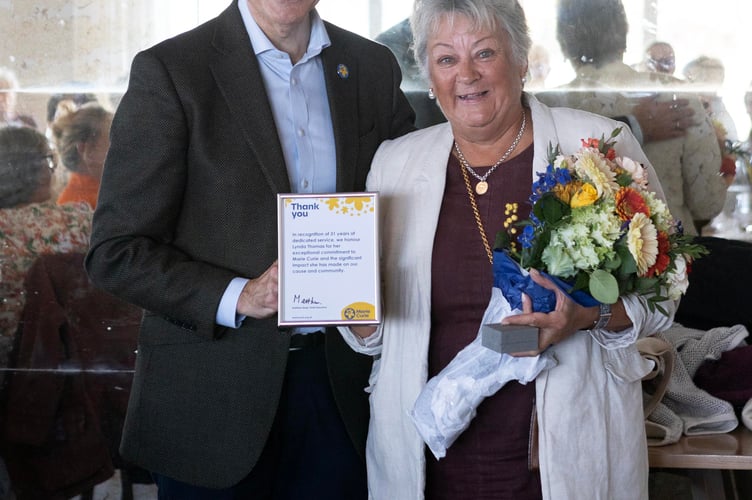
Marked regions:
[589,269,619,304]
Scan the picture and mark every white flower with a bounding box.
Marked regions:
[643,191,674,233]
[626,212,658,275]
[572,149,619,198]
[665,255,690,300]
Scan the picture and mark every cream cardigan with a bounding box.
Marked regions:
[340,95,676,500]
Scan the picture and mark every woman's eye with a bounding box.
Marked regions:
[478,49,494,59]
[437,56,455,65]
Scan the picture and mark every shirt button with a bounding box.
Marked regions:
[297,128,305,137]
[291,78,297,86]
[301,179,309,189]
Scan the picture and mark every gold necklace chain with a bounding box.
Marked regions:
[453,111,526,195]
[459,157,494,265]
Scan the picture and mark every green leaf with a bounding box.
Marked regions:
[589,269,619,304]
[521,227,549,269]
[635,276,659,293]
[615,244,637,276]
[494,230,512,251]
[547,142,561,165]
[615,171,633,187]
[603,253,622,271]
[533,193,569,224]
[573,271,590,292]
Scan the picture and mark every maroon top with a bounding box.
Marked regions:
[425,144,542,500]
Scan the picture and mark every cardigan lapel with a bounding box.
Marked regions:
[528,94,560,178]
[209,4,291,194]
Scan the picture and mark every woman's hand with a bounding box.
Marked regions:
[501,269,597,356]
[350,325,378,339]
[237,260,279,319]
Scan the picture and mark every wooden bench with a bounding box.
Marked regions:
[648,426,752,499]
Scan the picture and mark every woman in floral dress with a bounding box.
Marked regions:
[0,126,92,374]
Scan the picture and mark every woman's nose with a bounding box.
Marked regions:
[457,59,480,83]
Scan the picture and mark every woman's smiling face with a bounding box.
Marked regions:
[427,14,526,141]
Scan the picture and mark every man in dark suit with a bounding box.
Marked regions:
[85,0,414,498]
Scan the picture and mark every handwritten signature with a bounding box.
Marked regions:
[293,294,322,305]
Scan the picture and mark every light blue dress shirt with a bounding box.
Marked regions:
[216,1,337,328]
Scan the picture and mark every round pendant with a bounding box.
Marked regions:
[475,181,488,195]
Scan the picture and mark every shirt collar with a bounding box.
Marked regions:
[237,0,330,59]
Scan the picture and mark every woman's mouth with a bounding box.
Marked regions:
[458,91,488,100]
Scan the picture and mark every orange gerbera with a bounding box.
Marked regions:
[615,187,651,221]
[646,231,671,277]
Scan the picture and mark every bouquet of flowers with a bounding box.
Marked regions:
[494,127,708,314]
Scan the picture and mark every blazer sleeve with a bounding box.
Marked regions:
[85,49,236,337]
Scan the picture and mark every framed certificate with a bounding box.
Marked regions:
[277,193,380,327]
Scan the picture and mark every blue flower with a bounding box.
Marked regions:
[518,224,536,249]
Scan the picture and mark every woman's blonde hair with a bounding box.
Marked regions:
[50,101,112,174]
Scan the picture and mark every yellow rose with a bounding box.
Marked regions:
[570,183,598,208]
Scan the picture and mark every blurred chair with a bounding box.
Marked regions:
[0,252,145,500]
[675,236,752,332]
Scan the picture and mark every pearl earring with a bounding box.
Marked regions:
[521,76,527,86]
[428,88,436,100]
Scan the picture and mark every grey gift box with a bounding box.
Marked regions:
[481,323,540,354]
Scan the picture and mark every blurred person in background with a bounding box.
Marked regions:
[526,44,551,90]
[683,55,739,142]
[50,101,113,208]
[0,126,92,378]
[643,41,676,75]
[541,0,726,235]
[0,67,36,129]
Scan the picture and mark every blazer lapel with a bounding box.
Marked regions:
[209,5,291,194]
[321,26,359,192]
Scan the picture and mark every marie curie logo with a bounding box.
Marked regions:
[341,302,376,321]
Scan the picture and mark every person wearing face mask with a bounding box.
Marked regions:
[85,0,414,498]
[339,1,676,499]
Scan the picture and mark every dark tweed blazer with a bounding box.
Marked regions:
[85,2,414,488]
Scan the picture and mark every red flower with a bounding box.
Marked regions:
[720,155,736,178]
[615,187,651,221]
[605,148,616,161]
[647,231,671,277]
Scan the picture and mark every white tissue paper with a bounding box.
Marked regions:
[410,287,557,459]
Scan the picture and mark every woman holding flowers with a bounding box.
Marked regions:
[340,1,689,499]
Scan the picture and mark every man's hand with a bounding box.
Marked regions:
[237,261,279,319]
